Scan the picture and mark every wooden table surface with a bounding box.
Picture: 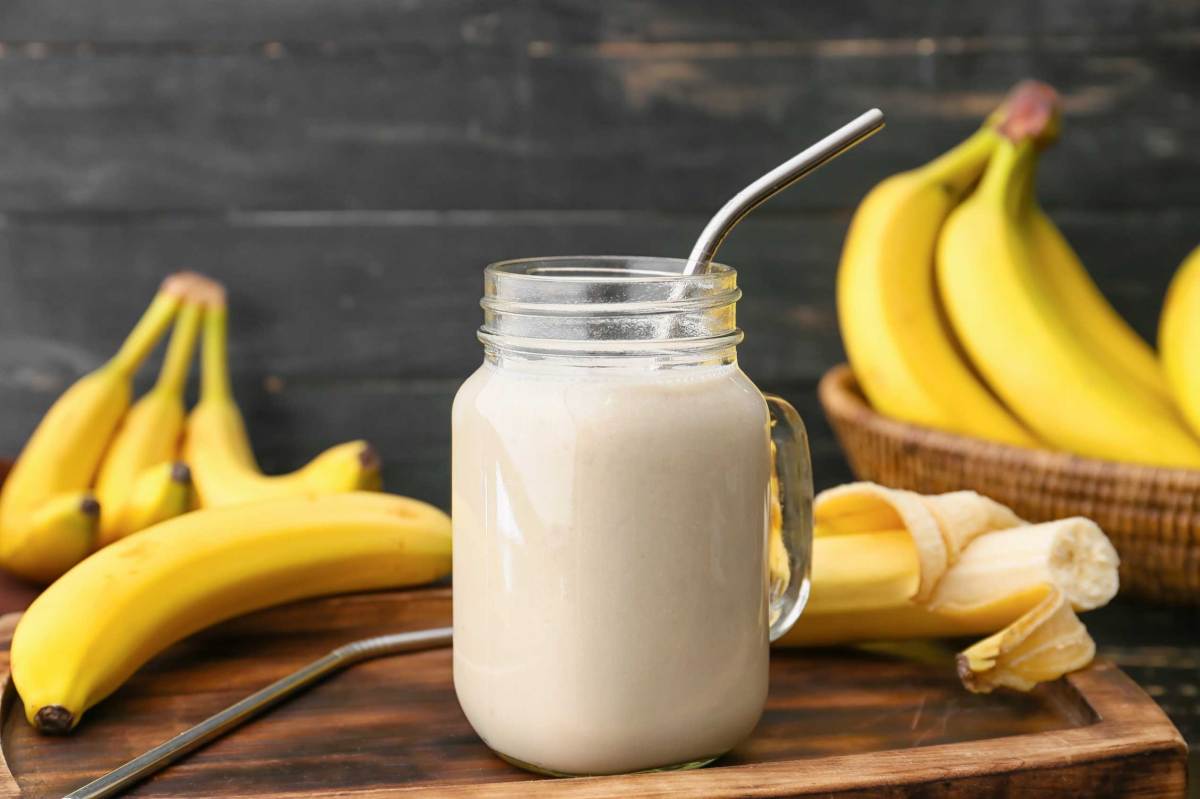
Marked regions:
[0,589,1188,798]
[6,577,1194,786]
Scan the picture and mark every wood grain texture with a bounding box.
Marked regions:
[1,1,1197,43]
[0,43,1194,212]
[0,589,1187,798]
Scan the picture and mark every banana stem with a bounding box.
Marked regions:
[978,138,1034,217]
[108,292,182,378]
[200,304,235,405]
[154,303,203,397]
[919,127,998,198]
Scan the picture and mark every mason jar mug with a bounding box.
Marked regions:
[452,256,812,776]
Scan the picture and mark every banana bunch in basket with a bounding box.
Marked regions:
[838,80,1200,466]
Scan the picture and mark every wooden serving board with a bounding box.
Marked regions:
[0,588,1186,798]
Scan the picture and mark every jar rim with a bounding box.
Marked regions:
[486,255,736,283]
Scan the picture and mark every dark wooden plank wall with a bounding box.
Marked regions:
[0,1,1197,512]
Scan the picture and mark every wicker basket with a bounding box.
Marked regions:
[819,363,1200,605]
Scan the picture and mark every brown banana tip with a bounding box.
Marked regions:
[160,271,201,298]
[170,461,192,484]
[190,275,228,309]
[79,496,101,517]
[997,80,1061,144]
[358,443,382,472]
[955,654,985,693]
[33,705,75,735]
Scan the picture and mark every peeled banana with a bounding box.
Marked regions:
[95,297,202,546]
[0,278,187,582]
[1160,245,1200,440]
[186,286,381,508]
[936,127,1200,466]
[11,490,451,733]
[777,483,1120,693]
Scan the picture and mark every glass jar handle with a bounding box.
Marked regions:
[764,393,813,642]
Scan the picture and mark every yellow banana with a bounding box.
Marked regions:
[185,289,381,508]
[0,493,99,584]
[1027,208,1171,403]
[0,278,186,582]
[95,300,203,546]
[837,123,1036,447]
[936,131,1200,467]
[11,490,451,733]
[1160,245,1200,439]
[103,461,192,543]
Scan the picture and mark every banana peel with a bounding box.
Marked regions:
[776,482,1119,694]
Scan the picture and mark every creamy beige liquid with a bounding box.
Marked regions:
[452,360,772,775]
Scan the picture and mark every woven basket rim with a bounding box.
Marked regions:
[819,363,1200,488]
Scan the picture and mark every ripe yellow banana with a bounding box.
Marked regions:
[0,278,186,582]
[1027,208,1171,403]
[11,490,451,733]
[1160,245,1200,440]
[778,483,1119,693]
[103,461,192,543]
[937,132,1200,467]
[95,300,203,547]
[837,124,1036,447]
[185,289,381,508]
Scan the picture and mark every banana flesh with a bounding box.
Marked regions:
[1160,245,1200,439]
[778,482,1119,693]
[11,491,451,733]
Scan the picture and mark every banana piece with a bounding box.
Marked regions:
[837,118,1036,447]
[95,299,203,546]
[104,461,192,542]
[957,590,1095,694]
[0,278,187,582]
[1160,245,1200,439]
[185,288,381,508]
[936,130,1200,467]
[1027,208,1171,403]
[11,490,451,733]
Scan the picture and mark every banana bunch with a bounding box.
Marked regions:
[777,482,1120,693]
[4,274,452,734]
[0,272,383,583]
[838,80,1200,468]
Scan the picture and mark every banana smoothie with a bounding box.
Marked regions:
[453,360,771,775]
